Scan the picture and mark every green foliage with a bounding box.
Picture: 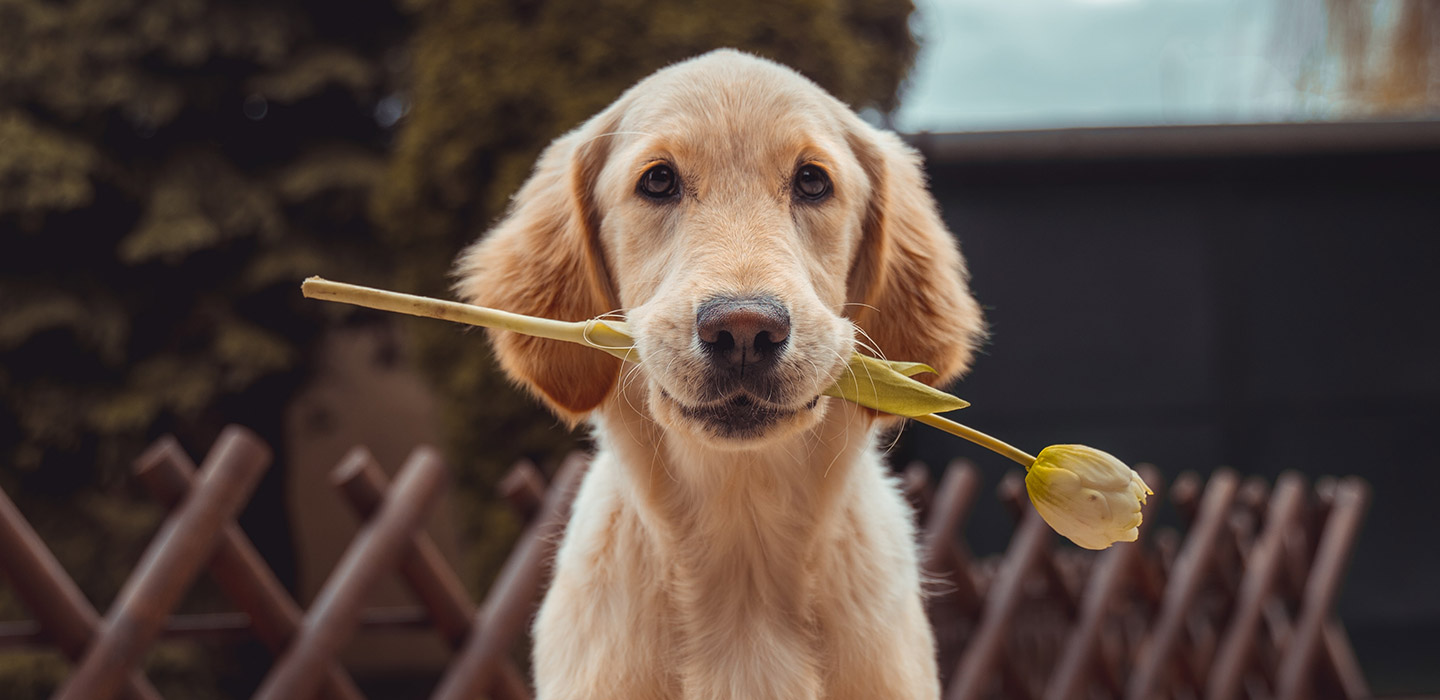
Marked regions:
[0,644,226,700]
[0,0,404,686]
[0,111,100,217]
[0,651,68,700]
[0,0,405,484]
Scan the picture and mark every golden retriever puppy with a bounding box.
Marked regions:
[456,49,985,700]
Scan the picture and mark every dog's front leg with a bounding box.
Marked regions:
[532,464,680,700]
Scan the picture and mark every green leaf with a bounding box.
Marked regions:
[821,353,969,417]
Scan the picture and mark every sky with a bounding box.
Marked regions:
[894,0,1348,132]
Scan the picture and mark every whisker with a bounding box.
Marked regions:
[851,322,887,362]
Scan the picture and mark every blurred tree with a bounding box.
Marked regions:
[376,0,919,588]
[380,0,915,244]
[0,0,406,694]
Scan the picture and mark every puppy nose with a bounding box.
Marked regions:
[696,296,790,370]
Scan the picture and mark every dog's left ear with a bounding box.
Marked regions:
[845,123,986,386]
[454,113,622,425]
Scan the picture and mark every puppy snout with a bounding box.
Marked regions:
[696,296,790,372]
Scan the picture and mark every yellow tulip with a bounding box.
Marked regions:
[301,277,1152,548]
[1025,445,1152,550]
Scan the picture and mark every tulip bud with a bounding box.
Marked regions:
[1025,445,1152,550]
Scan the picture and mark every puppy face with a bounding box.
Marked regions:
[591,63,871,444]
[456,51,985,445]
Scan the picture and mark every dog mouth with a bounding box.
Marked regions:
[665,391,821,438]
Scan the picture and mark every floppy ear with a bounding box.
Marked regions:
[454,117,621,424]
[845,124,986,387]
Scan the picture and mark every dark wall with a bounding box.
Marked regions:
[902,123,1440,690]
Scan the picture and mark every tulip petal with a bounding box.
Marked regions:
[1026,445,1149,550]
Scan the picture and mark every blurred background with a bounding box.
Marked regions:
[0,0,1435,696]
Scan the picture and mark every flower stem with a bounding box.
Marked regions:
[912,413,1036,467]
[303,277,588,340]
[300,277,636,360]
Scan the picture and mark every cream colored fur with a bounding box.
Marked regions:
[455,50,985,700]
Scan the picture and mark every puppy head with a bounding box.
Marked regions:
[456,50,984,443]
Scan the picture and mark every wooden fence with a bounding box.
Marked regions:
[0,425,1370,699]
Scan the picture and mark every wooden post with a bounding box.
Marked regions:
[56,426,271,700]
[429,453,587,700]
[252,446,447,700]
[0,488,163,700]
[335,447,532,700]
[134,436,364,700]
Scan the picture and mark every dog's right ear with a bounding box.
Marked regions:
[454,114,621,425]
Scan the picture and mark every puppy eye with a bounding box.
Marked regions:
[793,165,831,201]
[638,164,680,200]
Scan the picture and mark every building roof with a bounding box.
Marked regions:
[908,120,1440,164]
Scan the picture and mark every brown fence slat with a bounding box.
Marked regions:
[1276,477,1370,700]
[335,448,532,700]
[55,425,272,700]
[134,436,365,700]
[946,475,1049,700]
[1206,471,1307,700]
[253,445,448,700]
[1321,619,1371,700]
[499,461,547,524]
[903,462,935,522]
[1303,481,1371,700]
[923,461,984,688]
[0,488,162,700]
[1045,465,1164,700]
[1049,550,1131,700]
[922,461,982,613]
[429,452,588,700]
[333,447,473,646]
[1126,468,1239,700]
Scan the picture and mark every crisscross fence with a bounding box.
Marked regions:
[903,460,1370,700]
[0,425,1369,699]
